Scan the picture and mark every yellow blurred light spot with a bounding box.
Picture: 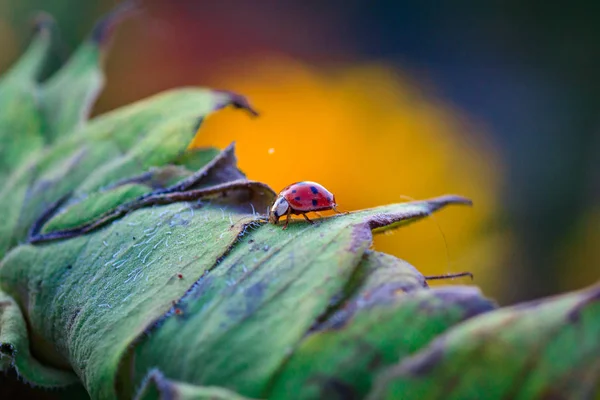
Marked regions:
[192,57,503,288]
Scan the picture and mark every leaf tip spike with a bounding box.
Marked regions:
[30,12,54,35]
[90,0,139,47]
[451,195,473,207]
[214,90,260,117]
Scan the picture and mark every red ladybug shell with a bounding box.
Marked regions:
[280,181,336,212]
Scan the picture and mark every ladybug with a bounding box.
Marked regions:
[269,181,342,229]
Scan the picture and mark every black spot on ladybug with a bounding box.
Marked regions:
[292,189,297,194]
[295,196,301,201]
[327,197,332,202]
[310,186,319,194]
[312,199,318,206]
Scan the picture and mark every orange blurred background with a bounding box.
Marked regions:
[0,0,597,305]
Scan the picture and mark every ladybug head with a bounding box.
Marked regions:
[269,196,289,224]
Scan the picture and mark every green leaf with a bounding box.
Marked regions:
[0,89,256,260]
[37,153,217,236]
[1,205,251,398]
[135,369,255,400]
[0,289,78,387]
[40,183,152,234]
[33,144,247,240]
[175,147,221,171]
[1,16,53,83]
[0,174,274,399]
[40,2,136,141]
[267,251,496,399]
[0,18,52,181]
[368,284,600,400]
[0,0,258,261]
[122,196,472,398]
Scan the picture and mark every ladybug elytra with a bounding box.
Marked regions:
[269,181,342,229]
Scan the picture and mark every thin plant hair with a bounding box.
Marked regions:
[398,194,473,282]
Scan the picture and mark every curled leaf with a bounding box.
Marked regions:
[33,143,251,240]
[0,289,78,387]
[31,179,276,242]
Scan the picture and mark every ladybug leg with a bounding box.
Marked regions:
[282,208,292,230]
[302,213,314,224]
[332,206,347,215]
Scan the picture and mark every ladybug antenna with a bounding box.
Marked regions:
[400,195,458,280]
